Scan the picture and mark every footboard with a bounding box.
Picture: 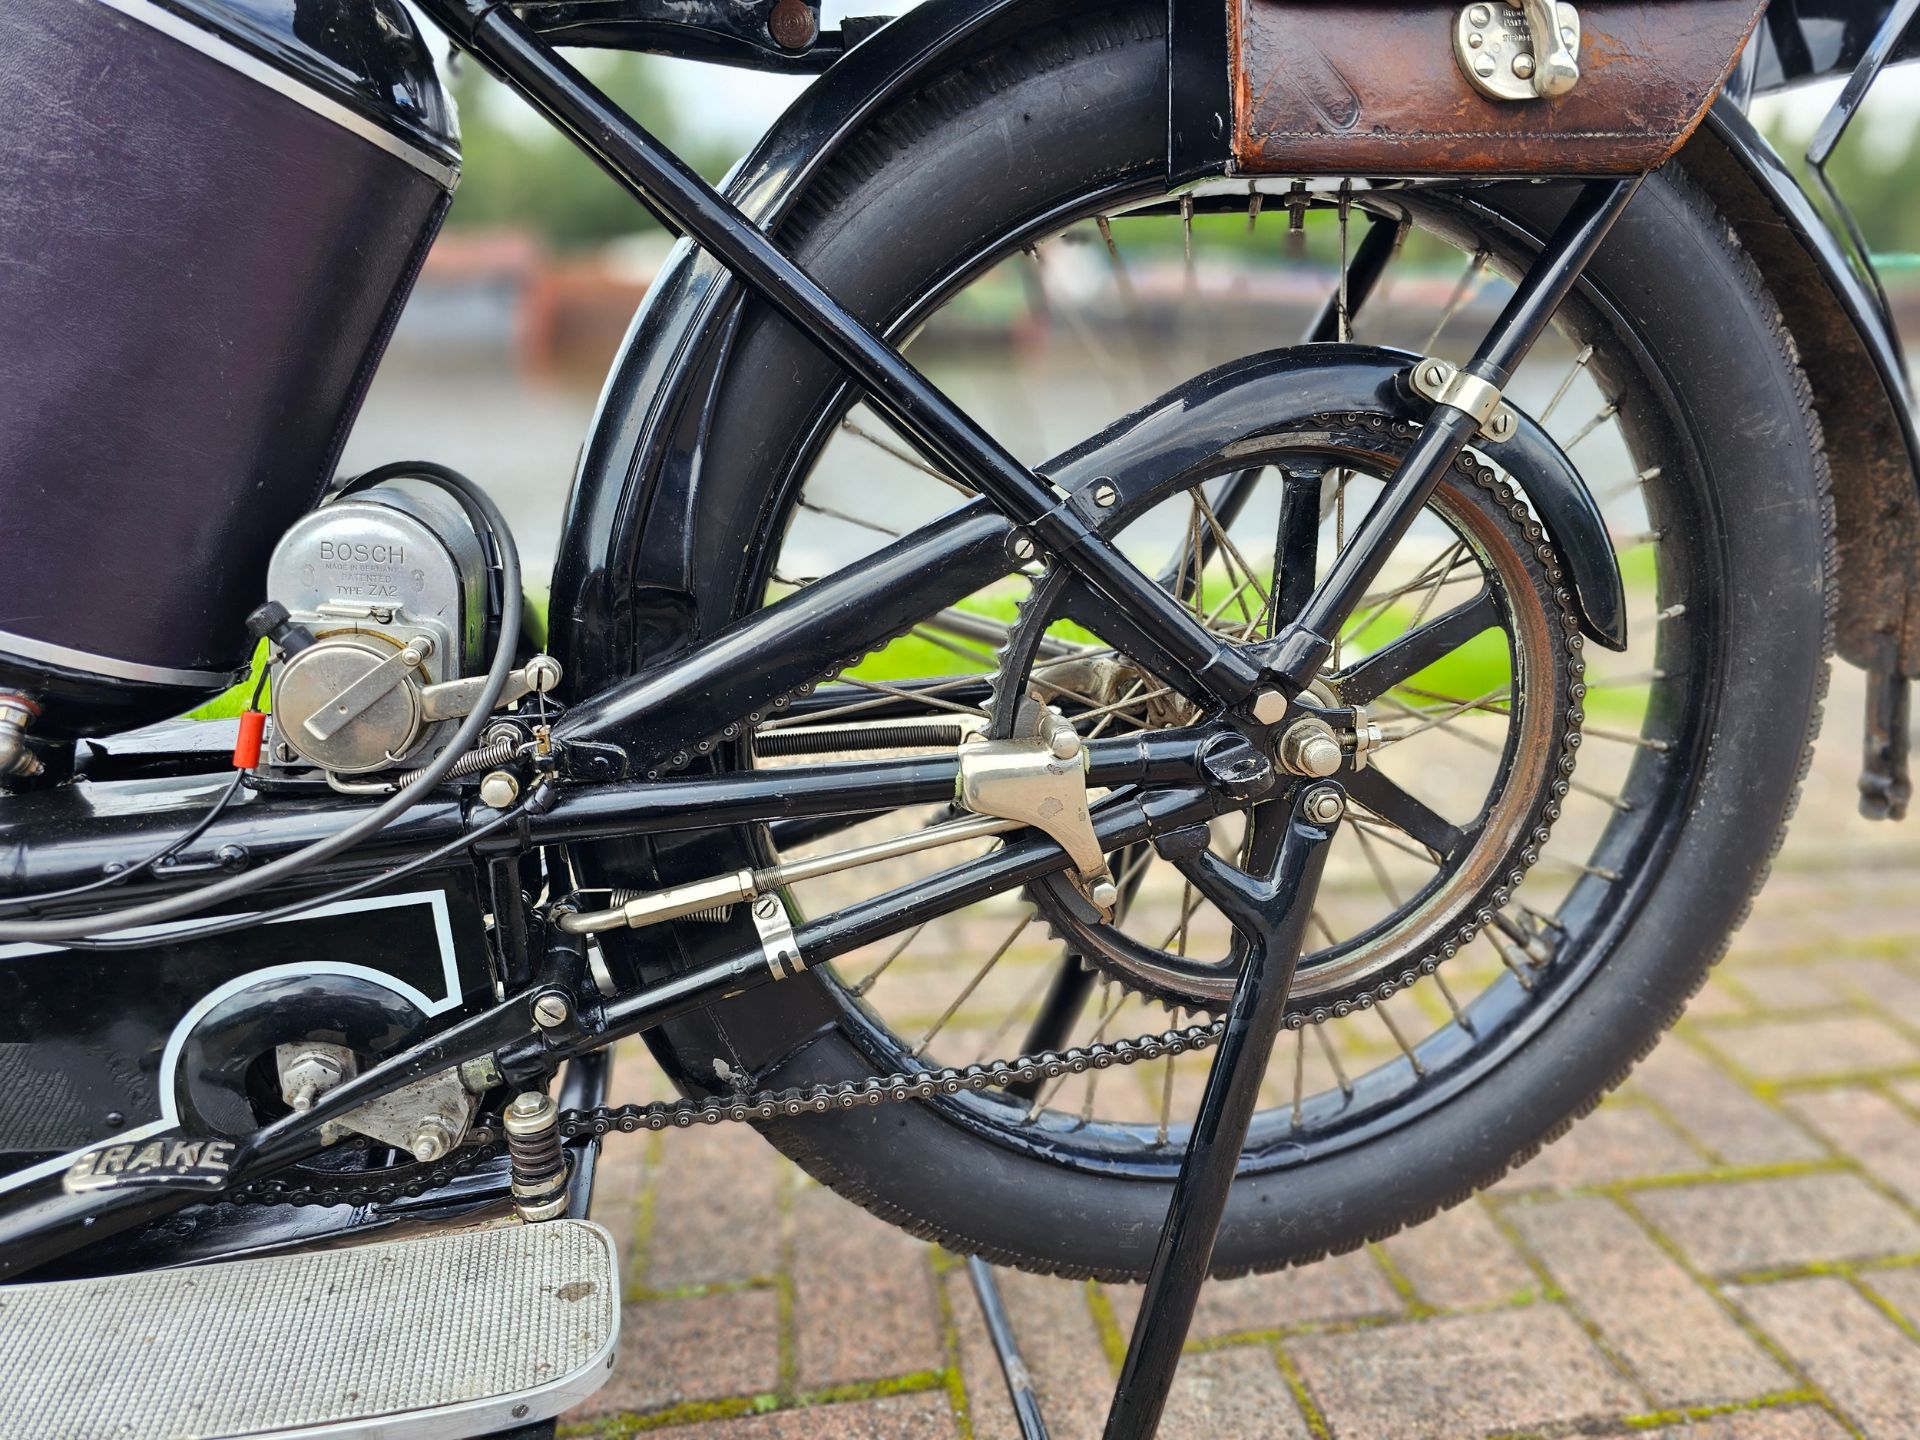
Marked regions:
[1229,0,1766,175]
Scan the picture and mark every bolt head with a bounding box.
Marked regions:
[1304,787,1345,825]
[1091,479,1119,508]
[525,654,563,692]
[1251,690,1290,726]
[533,993,571,1029]
[1088,878,1120,910]
[1009,532,1037,563]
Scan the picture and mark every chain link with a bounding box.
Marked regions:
[231,1016,1228,1208]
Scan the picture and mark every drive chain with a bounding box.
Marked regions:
[230,1016,1227,1208]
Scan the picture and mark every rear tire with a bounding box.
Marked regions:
[605,6,1834,1279]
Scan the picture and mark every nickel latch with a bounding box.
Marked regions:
[1455,1,1581,103]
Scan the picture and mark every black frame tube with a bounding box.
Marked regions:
[1267,177,1642,689]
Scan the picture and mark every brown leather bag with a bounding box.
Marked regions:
[1231,0,1765,175]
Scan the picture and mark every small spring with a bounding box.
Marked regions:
[605,889,734,923]
[506,1118,564,1182]
[752,722,968,757]
[396,738,519,789]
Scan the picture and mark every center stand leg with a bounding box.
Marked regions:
[966,783,1341,1440]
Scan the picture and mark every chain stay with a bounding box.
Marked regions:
[231,1016,1229,1207]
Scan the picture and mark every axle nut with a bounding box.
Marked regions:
[1279,719,1343,779]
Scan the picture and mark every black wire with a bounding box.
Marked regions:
[0,771,249,917]
[0,668,268,918]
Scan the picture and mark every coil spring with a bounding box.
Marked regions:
[505,1111,564,1186]
[395,738,520,789]
[751,722,968,757]
[604,889,734,923]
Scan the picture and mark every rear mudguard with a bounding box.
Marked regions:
[1678,103,1920,681]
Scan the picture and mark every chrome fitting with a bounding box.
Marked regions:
[1408,356,1517,441]
[0,693,43,780]
[1279,719,1344,779]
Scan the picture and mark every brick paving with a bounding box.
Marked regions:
[562,669,1920,1438]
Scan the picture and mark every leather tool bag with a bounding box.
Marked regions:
[1230,0,1766,174]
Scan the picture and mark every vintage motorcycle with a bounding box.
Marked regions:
[0,0,1912,1433]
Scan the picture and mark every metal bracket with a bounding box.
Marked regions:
[1455,1,1581,102]
[956,705,1115,910]
[1408,356,1518,442]
[751,892,805,979]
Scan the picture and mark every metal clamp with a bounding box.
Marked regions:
[956,706,1115,910]
[1455,1,1581,102]
[1409,356,1517,441]
[751,892,804,979]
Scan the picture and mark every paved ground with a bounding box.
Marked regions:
[561,667,1920,1439]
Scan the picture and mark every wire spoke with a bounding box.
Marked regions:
[798,496,903,539]
[1424,248,1489,351]
[915,910,1036,1056]
[840,416,972,495]
[1536,343,1594,424]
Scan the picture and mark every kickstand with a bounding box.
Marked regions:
[967,784,1341,1440]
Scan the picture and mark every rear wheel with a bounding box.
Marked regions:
[607,6,1833,1279]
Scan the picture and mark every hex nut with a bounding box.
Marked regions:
[1251,689,1290,726]
[410,1115,456,1162]
[1304,787,1345,825]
